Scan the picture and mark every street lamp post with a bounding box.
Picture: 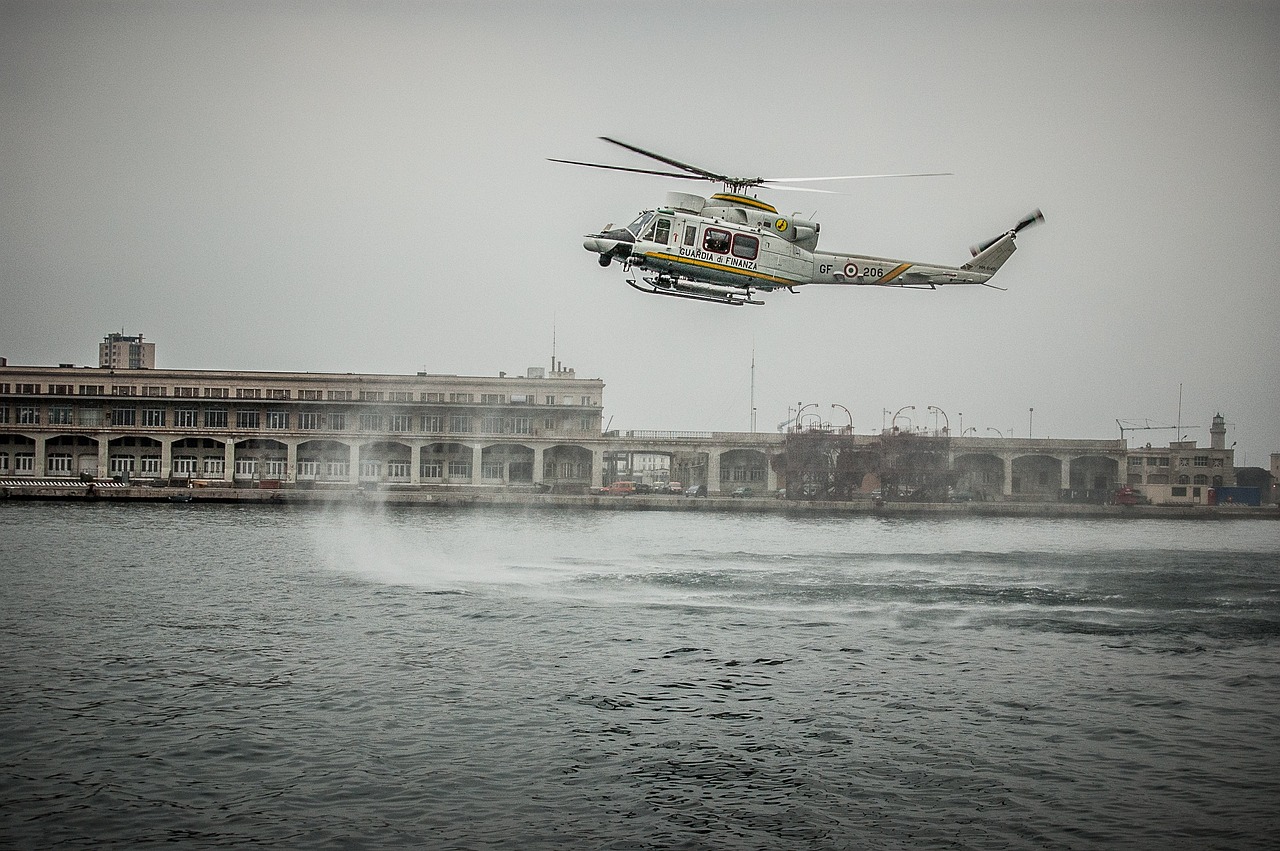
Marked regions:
[927,405,949,435]
[892,405,915,431]
[832,403,853,434]
[797,403,818,432]
[1029,407,1034,438]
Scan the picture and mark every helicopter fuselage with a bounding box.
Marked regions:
[586,191,1023,305]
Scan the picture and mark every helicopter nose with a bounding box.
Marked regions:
[583,236,615,255]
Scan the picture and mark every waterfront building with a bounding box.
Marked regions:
[0,361,604,490]
[1123,413,1236,504]
[0,356,1255,503]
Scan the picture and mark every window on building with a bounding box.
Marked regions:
[482,461,504,479]
[142,386,166,397]
[175,409,198,428]
[447,460,472,479]
[0,452,8,471]
[449,414,472,433]
[449,393,474,403]
[420,460,443,479]
[18,407,40,424]
[359,414,383,431]
[389,414,412,432]
[78,408,103,426]
[266,411,289,429]
[140,456,161,475]
[422,392,444,402]
[49,407,73,425]
[299,389,322,400]
[204,410,228,428]
[236,388,262,399]
[386,462,410,479]
[263,459,287,478]
[1194,455,1208,467]
[203,457,225,476]
[481,394,505,404]
[267,389,290,400]
[326,460,350,479]
[297,460,320,478]
[78,385,104,396]
[389,391,412,402]
[47,384,72,395]
[329,413,347,430]
[112,408,137,426]
[14,453,34,472]
[512,417,531,435]
[143,409,165,427]
[174,386,198,398]
[235,459,258,476]
[481,414,504,434]
[236,411,260,429]
[204,387,229,399]
[327,390,352,401]
[299,412,322,430]
[47,454,72,474]
[422,414,443,433]
[360,391,384,402]
[109,455,136,474]
[173,456,199,474]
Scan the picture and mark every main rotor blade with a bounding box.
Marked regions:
[546,158,699,181]
[763,172,953,183]
[598,136,733,183]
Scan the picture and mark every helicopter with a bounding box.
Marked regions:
[550,137,1043,306]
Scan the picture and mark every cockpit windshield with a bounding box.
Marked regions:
[625,212,654,238]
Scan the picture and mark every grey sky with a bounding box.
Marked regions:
[3,1,1278,462]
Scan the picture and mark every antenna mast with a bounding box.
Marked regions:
[750,344,757,433]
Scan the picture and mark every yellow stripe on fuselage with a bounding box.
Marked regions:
[878,263,912,284]
[709,193,778,214]
[643,251,798,287]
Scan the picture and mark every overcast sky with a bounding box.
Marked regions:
[3,1,1278,463]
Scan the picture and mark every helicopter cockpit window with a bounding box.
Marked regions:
[653,217,671,244]
[731,234,759,261]
[625,212,654,238]
[702,228,731,254]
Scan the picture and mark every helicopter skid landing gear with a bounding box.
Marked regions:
[627,274,764,306]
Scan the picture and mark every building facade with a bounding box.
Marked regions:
[0,362,604,489]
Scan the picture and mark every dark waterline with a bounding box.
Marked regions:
[2,502,1278,849]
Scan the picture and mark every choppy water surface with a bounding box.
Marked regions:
[2,503,1278,849]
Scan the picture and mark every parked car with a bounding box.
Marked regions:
[731,486,754,498]
[633,482,653,494]
[665,481,683,494]
[684,484,706,497]
[595,480,636,496]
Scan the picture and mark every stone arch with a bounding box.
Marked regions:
[44,435,98,477]
[953,452,1005,501]
[481,443,535,483]
[108,435,163,479]
[1067,455,1121,501]
[234,438,289,482]
[421,441,474,483]
[1011,454,1062,499]
[718,448,768,488]
[359,440,412,482]
[296,439,351,482]
[543,444,592,491]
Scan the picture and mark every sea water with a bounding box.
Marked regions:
[1,502,1278,849]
